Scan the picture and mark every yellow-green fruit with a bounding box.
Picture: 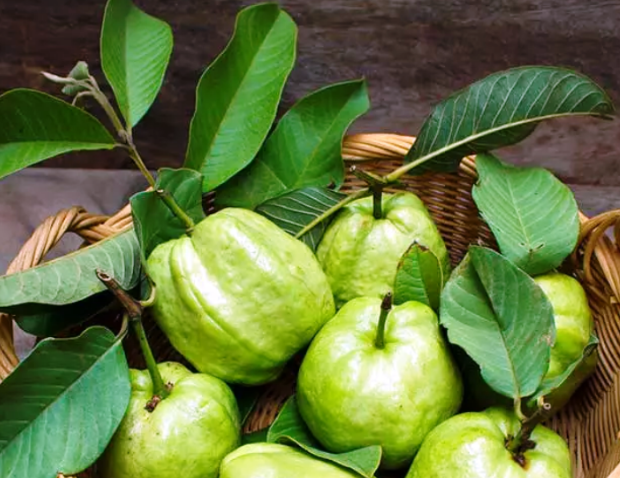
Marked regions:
[146,208,336,385]
[406,407,571,478]
[219,443,363,478]
[297,297,463,470]
[316,192,450,307]
[99,362,240,478]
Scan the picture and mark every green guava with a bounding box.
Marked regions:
[219,443,363,478]
[297,297,463,470]
[316,191,450,307]
[406,407,571,478]
[146,208,335,385]
[99,362,240,478]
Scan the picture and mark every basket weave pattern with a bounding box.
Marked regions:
[1,134,620,478]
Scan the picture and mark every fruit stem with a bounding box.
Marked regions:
[507,398,552,465]
[372,187,383,219]
[97,270,170,406]
[375,293,393,349]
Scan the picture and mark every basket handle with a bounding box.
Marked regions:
[0,205,133,379]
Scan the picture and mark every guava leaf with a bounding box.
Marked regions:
[256,187,347,251]
[267,396,381,478]
[393,242,444,310]
[440,246,555,399]
[530,333,599,404]
[130,168,205,261]
[406,66,614,174]
[472,153,579,276]
[0,89,116,180]
[101,0,173,127]
[216,79,370,209]
[0,326,131,478]
[184,3,297,192]
[0,229,141,313]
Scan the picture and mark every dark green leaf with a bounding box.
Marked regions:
[241,428,269,445]
[101,0,173,127]
[0,326,131,478]
[0,229,141,313]
[267,396,381,478]
[393,242,444,310]
[216,79,370,209]
[14,292,115,338]
[0,89,116,179]
[231,385,262,427]
[256,187,347,251]
[130,168,205,260]
[184,3,297,192]
[440,246,555,399]
[472,154,579,275]
[407,66,614,173]
[530,333,599,404]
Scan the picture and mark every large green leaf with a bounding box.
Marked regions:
[393,242,444,310]
[0,229,141,313]
[472,154,579,276]
[184,3,297,192]
[101,0,173,127]
[267,396,381,478]
[0,89,116,179]
[0,326,131,478]
[255,187,348,251]
[130,168,205,261]
[404,66,614,174]
[440,246,555,398]
[216,79,370,209]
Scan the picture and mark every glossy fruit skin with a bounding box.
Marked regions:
[406,407,572,478]
[219,443,362,478]
[99,362,240,478]
[147,208,335,385]
[297,297,463,470]
[316,192,450,307]
[464,272,596,412]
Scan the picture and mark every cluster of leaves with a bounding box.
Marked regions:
[0,0,615,475]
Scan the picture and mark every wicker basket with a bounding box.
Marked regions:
[1,134,620,478]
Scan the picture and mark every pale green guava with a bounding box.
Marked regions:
[99,362,240,478]
[316,192,450,307]
[297,297,462,470]
[146,208,335,385]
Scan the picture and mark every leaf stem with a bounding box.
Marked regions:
[84,75,196,233]
[375,293,393,349]
[96,270,170,406]
[156,189,196,232]
[294,188,371,239]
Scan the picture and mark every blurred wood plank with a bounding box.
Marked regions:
[1,0,620,185]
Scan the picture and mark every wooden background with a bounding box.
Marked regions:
[1,0,620,187]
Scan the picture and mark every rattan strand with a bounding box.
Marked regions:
[1,134,619,478]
